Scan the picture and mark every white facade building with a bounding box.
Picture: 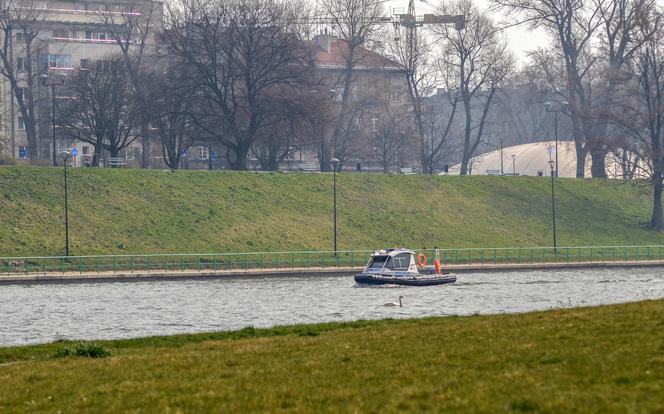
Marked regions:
[0,0,162,165]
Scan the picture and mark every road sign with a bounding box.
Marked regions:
[211,151,217,160]
[18,147,27,159]
[71,148,78,157]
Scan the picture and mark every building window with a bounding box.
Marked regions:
[16,32,25,42]
[391,91,401,102]
[97,33,107,41]
[85,31,92,40]
[199,146,209,160]
[371,118,378,132]
[48,54,71,68]
[18,116,25,130]
[16,57,24,71]
[82,146,90,155]
[52,30,69,38]
[80,58,89,69]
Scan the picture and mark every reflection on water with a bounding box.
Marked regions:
[1,268,663,346]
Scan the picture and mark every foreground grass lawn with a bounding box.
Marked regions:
[1,300,663,412]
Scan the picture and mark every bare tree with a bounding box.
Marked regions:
[321,0,385,170]
[96,0,162,168]
[143,64,200,170]
[493,0,602,177]
[492,67,558,145]
[372,111,410,173]
[0,0,45,162]
[421,88,460,173]
[493,0,657,178]
[164,0,314,170]
[251,83,330,171]
[58,58,140,166]
[389,23,440,173]
[434,0,514,175]
[612,12,664,229]
[591,0,659,177]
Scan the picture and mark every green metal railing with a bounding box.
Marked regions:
[2,245,664,276]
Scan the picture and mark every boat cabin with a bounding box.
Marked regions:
[365,249,418,274]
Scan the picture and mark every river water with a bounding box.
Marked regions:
[1,267,663,346]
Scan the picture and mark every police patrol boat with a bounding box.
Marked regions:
[354,248,456,286]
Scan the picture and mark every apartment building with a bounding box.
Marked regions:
[0,0,162,165]
[298,34,413,171]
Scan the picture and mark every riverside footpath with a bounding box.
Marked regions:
[3,245,664,283]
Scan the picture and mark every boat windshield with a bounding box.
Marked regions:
[367,255,389,270]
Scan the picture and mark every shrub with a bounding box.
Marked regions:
[54,341,110,358]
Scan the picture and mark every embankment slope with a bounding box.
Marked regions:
[0,166,661,256]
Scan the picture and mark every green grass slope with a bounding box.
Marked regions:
[0,300,663,412]
[1,166,662,256]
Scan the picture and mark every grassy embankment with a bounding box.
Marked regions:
[0,300,662,412]
[1,166,663,257]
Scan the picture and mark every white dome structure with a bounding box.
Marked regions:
[444,141,592,178]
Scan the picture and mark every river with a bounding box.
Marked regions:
[1,267,663,346]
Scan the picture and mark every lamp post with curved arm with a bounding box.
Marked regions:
[544,100,569,178]
[41,74,65,167]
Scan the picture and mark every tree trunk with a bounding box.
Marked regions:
[109,148,120,168]
[575,142,585,178]
[230,143,250,170]
[589,145,607,178]
[651,178,664,231]
[26,123,39,164]
[266,154,279,171]
[140,122,150,168]
[459,98,472,176]
[319,128,330,172]
[92,146,101,167]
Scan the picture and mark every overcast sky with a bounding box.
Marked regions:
[383,0,551,63]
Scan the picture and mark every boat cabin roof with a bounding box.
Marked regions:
[371,248,415,258]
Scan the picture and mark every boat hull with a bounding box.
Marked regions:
[354,273,456,286]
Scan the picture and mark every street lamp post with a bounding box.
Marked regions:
[500,139,504,175]
[41,74,65,167]
[511,154,516,176]
[544,101,569,178]
[548,159,557,252]
[62,150,71,257]
[330,157,340,256]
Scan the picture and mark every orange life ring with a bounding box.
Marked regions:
[417,253,427,267]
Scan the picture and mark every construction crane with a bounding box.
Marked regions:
[312,0,465,37]
[391,0,464,83]
[393,0,465,31]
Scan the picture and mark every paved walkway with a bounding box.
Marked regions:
[2,260,664,284]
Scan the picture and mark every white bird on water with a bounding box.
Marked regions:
[384,296,404,307]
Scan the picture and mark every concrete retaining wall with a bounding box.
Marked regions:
[2,260,664,284]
